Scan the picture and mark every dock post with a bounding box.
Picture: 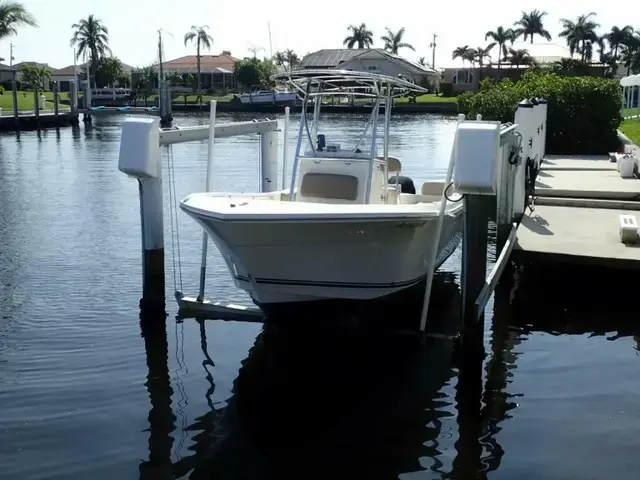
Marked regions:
[69,80,78,113]
[529,97,540,169]
[118,117,165,315]
[11,71,19,129]
[538,98,547,163]
[282,106,290,190]
[33,88,40,126]
[512,99,534,222]
[460,194,491,351]
[53,81,59,119]
[260,129,279,193]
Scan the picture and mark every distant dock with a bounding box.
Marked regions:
[513,154,640,269]
[0,109,79,132]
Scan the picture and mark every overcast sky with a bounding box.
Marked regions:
[1,0,636,69]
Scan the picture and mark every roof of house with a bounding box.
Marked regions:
[13,61,56,71]
[152,54,239,73]
[0,62,15,71]
[52,60,135,77]
[300,48,437,75]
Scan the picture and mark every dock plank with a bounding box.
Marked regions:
[514,205,640,269]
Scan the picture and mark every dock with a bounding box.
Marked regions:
[513,154,640,269]
[0,109,79,131]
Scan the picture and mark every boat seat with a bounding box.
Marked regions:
[421,181,446,196]
[377,156,402,173]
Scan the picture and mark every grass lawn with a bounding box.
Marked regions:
[619,118,640,144]
[0,90,70,111]
[395,94,458,103]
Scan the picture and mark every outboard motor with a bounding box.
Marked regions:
[388,175,416,194]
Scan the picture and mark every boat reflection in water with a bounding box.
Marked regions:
[137,272,524,479]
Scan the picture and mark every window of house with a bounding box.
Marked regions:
[300,173,359,201]
[452,69,474,84]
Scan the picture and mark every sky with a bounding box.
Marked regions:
[1,0,639,70]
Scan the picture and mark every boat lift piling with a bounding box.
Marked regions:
[454,99,544,349]
[118,102,279,319]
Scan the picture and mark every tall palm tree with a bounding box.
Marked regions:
[70,15,111,88]
[508,48,532,67]
[184,25,213,104]
[558,13,600,62]
[452,45,475,66]
[513,10,552,44]
[380,27,414,54]
[343,23,374,49]
[474,45,493,81]
[604,25,634,66]
[0,1,37,40]
[485,26,515,71]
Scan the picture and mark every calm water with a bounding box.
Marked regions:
[1,113,640,479]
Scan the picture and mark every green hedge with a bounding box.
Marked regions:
[457,72,622,154]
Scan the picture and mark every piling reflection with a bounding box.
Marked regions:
[139,310,176,480]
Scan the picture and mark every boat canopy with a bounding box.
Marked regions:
[271,69,429,99]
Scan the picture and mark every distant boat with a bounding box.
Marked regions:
[238,89,297,105]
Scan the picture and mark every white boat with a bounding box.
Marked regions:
[180,69,464,318]
[238,89,297,105]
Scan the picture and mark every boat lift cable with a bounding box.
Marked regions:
[166,144,184,294]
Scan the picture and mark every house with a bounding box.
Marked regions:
[132,52,238,92]
[0,63,15,85]
[441,42,606,94]
[51,61,135,92]
[12,61,56,90]
[300,49,439,86]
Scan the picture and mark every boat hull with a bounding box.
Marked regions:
[182,207,463,317]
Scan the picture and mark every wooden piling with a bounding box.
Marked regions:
[53,82,59,119]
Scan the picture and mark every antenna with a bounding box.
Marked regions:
[268,22,273,59]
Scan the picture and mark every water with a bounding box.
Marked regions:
[1,113,640,479]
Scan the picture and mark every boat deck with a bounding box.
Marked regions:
[513,155,640,269]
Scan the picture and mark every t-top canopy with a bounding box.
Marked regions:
[621,74,640,87]
[271,69,429,98]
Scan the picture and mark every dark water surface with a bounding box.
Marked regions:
[1,113,639,479]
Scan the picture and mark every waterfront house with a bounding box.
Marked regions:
[442,42,608,94]
[299,49,439,86]
[132,52,238,93]
[51,62,134,92]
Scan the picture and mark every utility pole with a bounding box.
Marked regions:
[429,34,438,69]
[9,42,14,66]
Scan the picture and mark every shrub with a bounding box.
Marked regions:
[457,72,622,154]
[0,85,4,95]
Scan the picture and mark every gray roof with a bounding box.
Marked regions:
[300,48,437,75]
[301,49,366,68]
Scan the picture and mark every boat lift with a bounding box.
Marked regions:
[117,96,547,338]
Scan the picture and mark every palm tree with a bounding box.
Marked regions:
[36,65,50,90]
[70,15,111,88]
[508,48,533,67]
[513,10,552,44]
[284,49,300,70]
[343,23,374,49]
[485,26,515,72]
[418,56,426,66]
[558,13,600,62]
[184,25,213,105]
[0,1,37,40]
[604,25,634,68]
[380,27,414,54]
[474,46,493,81]
[452,45,475,66]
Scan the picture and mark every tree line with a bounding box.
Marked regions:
[454,10,640,76]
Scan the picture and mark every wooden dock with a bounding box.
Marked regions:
[0,110,79,131]
[513,154,640,269]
